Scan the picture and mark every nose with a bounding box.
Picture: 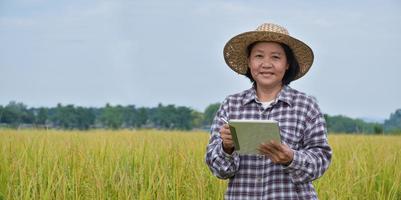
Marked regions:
[261,59,273,68]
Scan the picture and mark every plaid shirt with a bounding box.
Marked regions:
[205,86,332,200]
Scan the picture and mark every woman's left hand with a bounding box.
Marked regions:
[258,140,294,165]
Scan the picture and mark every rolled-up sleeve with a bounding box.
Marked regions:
[283,102,332,184]
[205,98,240,179]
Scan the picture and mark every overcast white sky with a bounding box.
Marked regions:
[0,0,400,121]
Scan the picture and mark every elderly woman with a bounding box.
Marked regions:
[205,23,332,199]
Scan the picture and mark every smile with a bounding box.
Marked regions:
[260,72,274,76]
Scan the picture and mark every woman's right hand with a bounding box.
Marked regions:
[220,124,235,154]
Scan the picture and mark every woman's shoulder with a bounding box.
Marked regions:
[286,87,322,118]
[286,86,319,106]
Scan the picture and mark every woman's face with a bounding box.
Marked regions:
[248,42,289,90]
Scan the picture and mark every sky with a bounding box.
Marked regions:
[0,0,400,122]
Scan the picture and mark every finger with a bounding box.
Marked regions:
[264,142,285,162]
[220,132,232,139]
[269,140,285,153]
[220,127,231,135]
[222,139,234,147]
[264,141,279,154]
[260,143,278,160]
[269,140,280,147]
[221,136,232,142]
[257,143,269,154]
[269,141,295,163]
[223,142,234,148]
[221,135,233,141]
[270,142,291,158]
[221,131,231,138]
[268,143,287,161]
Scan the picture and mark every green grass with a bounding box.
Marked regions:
[0,130,400,199]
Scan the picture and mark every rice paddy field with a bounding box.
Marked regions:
[0,129,400,200]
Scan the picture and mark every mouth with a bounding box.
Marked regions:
[260,72,274,76]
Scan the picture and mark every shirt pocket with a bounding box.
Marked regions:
[279,125,303,150]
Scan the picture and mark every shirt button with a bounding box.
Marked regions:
[257,178,262,182]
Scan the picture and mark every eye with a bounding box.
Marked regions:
[272,55,281,59]
[254,54,263,58]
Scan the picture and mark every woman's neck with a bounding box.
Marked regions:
[255,83,283,102]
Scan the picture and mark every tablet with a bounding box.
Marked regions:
[228,119,281,154]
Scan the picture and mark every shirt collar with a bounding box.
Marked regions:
[242,86,257,106]
[242,85,293,107]
[277,85,293,107]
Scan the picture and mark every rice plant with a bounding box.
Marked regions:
[0,130,400,199]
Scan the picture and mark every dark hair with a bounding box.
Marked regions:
[245,41,300,86]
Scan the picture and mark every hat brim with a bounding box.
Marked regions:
[223,31,314,80]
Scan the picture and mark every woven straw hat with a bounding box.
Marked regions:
[223,23,314,80]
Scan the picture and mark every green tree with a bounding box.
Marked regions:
[75,107,95,130]
[0,105,3,123]
[151,103,178,129]
[175,106,193,130]
[203,103,221,126]
[52,104,78,129]
[373,124,383,134]
[191,110,203,129]
[384,109,401,133]
[36,107,48,125]
[1,101,31,128]
[135,107,148,128]
[146,104,195,130]
[100,104,124,129]
[122,105,136,128]
[325,114,385,134]
[150,104,173,129]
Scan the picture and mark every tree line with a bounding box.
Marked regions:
[0,101,219,130]
[0,101,400,134]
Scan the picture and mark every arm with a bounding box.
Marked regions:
[282,106,332,184]
[205,99,240,179]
